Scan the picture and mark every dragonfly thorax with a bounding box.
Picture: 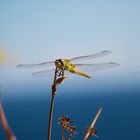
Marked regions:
[55,59,64,69]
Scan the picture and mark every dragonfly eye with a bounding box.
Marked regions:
[59,59,64,66]
[55,59,64,68]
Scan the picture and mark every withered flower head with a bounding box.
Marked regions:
[55,76,67,85]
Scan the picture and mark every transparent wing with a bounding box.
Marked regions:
[32,69,73,78]
[75,62,119,72]
[16,61,55,69]
[69,50,112,62]
[32,69,55,78]
[31,62,119,78]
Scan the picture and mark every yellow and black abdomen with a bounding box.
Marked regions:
[68,65,91,78]
[63,59,91,78]
[72,68,91,78]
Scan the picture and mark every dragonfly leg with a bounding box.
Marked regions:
[60,70,64,77]
[56,68,61,77]
[57,69,64,77]
[58,70,62,77]
[56,68,60,73]
[55,67,65,78]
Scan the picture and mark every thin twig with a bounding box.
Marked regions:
[47,92,56,140]
[84,107,102,140]
[47,68,57,140]
[0,87,16,140]
[62,126,65,140]
[48,68,66,140]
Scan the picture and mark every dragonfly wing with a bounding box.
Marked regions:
[32,69,55,78]
[75,62,119,72]
[16,61,55,69]
[69,50,112,62]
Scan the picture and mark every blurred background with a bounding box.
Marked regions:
[0,0,140,140]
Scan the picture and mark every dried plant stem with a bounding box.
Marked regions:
[47,68,66,140]
[84,107,102,140]
[47,92,55,140]
[62,126,65,140]
[0,103,16,140]
[47,68,58,140]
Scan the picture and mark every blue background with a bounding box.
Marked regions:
[0,0,140,140]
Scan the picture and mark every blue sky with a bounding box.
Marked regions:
[0,0,140,98]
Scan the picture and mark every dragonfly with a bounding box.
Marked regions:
[16,50,119,78]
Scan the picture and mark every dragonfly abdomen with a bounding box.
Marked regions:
[63,59,91,78]
[71,68,91,78]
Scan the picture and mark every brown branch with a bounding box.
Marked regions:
[48,68,66,140]
[0,86,16,140]
[0,99,16,140]
[47,90,56,140]
[62,126,65,140]
[84,107,102,140]
[47,69,57,140]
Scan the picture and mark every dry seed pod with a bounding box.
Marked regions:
[55,77,67,85]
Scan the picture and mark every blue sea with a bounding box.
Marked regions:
[0,84,140,140]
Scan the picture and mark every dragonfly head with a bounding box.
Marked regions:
[55,59,64,69]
